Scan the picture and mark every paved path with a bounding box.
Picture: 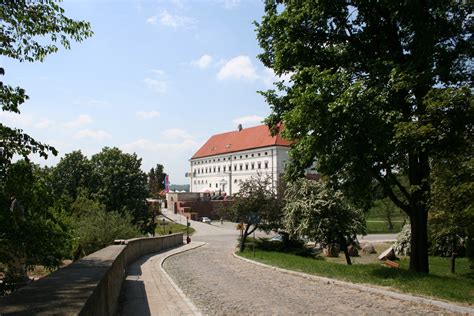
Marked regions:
[119,242,203,316]
[162,209,472,315]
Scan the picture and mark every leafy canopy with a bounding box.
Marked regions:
[283,178,366,247]
[255,0,473,272]
[0,0,92,176]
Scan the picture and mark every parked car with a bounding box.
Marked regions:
[202,217,212,224]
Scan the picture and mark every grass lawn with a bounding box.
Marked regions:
[366,220,404,234]
[155,219,195,236]
[238,247,474,305]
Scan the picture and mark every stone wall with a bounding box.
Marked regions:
[0,233,183,315]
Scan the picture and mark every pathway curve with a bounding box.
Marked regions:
[163,209,471,315]
[119,242,203,316]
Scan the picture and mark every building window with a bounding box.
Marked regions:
[251,163,254,170]
[245,154,248,158]
[234,165,237,171]
[245,164,249,170]
[223,166,226,172]
[234,179,237,183]
[258,153,261,156]
[209,183,212,187]
[265,162,269,169]
[265,152,268,155]
[229,165,231,170]
[215,183,218,188]
[239,164,243,171]
[240,155,242,159]
[194,180,196,184]
[251,154,254,157]
[213,167,216,172]
[218,158,220,161]
[258,162,261,169]
[218,167,221,172]
[234,156,236,159]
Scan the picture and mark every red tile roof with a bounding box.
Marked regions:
[192,124,291,159]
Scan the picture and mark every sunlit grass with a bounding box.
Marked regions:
[238,249,474,304]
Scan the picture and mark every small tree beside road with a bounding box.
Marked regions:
[283,178,366,265]
[225,176,283,252]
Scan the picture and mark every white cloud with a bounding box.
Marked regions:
[215,0,241,9]
[217,55,259,81]
[147,10,196,29]
[146,15,158,25]
[75,129,112,141]
[161,128,192,140]
[34,118,55,129]
[136,110,160,120]
[74,98,109,107]
[144,78,168,93]
[232,115,264,126]
[122,138,198,153]
[62,114,93,129]
[151,69,165,76]
[0,112,34,127]
[191,54,213,69]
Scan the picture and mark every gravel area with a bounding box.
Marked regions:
[163,219,459,315]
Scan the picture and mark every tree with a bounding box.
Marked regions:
[148,164,166,198]
[51,151,92,202]
[0,1,92,177]
[256,1,473,272]
[224,176,283,252]
[0,161,73,294]
[70,193,141,258]
[90,147,150,231]
[429,154,473,273]
[283,178,366,265]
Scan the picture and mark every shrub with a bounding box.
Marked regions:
[394,223,411,256]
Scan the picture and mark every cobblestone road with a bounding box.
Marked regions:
[163,214,463,315]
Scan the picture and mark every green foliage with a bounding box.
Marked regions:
[283,178,366,248]
[0,1,92,176]
[71,194,141,256]
[394,224,412,256]
[148,164,166,198]
[238,250,474,304]
[255,0,473,272]
[224,176,283,251]
[90,147,150,231]
[429,152,473,260]
[51,151,92,202]
[0,161,74,293]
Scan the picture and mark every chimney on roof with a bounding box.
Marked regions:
[238,124,243,131]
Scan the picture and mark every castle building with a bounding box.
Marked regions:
[188,124,291,195]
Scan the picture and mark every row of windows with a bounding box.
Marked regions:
[194,161,269,175]
[193,179,243,186]
[191,151,269,165]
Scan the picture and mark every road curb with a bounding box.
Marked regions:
[160,242,207,316]
[233,252,474,315]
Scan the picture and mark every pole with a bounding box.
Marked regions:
[152,204,156,237]
[253,229,256,257]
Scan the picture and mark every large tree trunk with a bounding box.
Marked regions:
[239,223,251,252]
[409,208,429,273]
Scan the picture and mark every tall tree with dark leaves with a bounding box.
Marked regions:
[90,147,150,231]
[148,164,166,198]
[0,1,92,178]
[256,1,473,272]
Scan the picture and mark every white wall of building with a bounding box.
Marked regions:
[189,146,289,195]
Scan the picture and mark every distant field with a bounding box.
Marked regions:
[366,220,405,234]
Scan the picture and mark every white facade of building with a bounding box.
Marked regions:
[189,146,290,195]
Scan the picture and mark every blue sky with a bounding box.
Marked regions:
[1,0,288,184]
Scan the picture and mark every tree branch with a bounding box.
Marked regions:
[366,166,411,215]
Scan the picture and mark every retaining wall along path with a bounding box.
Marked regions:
[0,233,184,315]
